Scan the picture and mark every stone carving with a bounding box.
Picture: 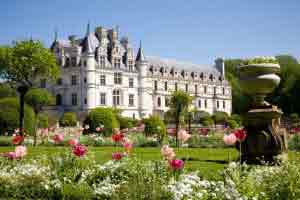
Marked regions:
[238,63,287,164]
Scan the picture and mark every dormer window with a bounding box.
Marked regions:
[100,56,105,67]
[128,60,133,71]
[114,58,121,68]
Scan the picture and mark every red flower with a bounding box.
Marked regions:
[112,133,124,143]
[12,135,24,145]
[233,128,247,142]
[112,152,123,160]
[169,159,184,170]
[72,144,87,157]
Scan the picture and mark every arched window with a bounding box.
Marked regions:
[157,97,161,107]
[56,94,62,106]
[113,90,121,106]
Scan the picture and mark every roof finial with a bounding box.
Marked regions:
[136,40,146,62]
[86,21,90,36]
[54,28,58,41]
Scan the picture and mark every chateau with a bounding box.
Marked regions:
[46,25,232,119]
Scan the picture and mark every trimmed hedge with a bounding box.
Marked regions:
[84,107,119,136]
[143,115,166,143]
[59,112,77,127]
[37,113,48,128]
[0,97,35,135]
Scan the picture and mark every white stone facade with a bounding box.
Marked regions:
[45,25,232,119]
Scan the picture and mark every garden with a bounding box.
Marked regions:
[2,41,300,199]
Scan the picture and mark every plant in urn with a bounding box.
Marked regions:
[238,57,287,164]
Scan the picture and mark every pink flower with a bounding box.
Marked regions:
[95,127,101,132]
[15,146,27,158]
[161,145,176,161]
[4,152,17,160]
[122,138,133,153]
[169,159,184,170]
[233,128,247,142]
[223,134,237,145]
[167,128,176,136]
[68,138,79,146]
[72,144,88,157]
[178,129,191,143]
[53,134,64,143]
[12,135,25,145]
[112,152,123,160]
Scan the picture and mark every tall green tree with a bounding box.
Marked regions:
[25,88,54,145]
[169,90,193,147]
[0,40,59,135]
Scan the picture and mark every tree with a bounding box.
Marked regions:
[0,40,59,135]
[143,115,166,144]
[59,112,78,127]
[0,83,16,99]
[169,90,193,147]
[212,111,229,126]
[25,88,54,145]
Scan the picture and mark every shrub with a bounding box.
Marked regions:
[290,113,300,123]
[193,110,211,123]
[288,134,300,151]
[84,107,119,136]
[143,115,166,143]
[229,114,242,126]
[212,111,229,125]
[227,119,239,129]
[59,112,77,127]
[37,113,48,128]
[0,83,16,99]
[118,116,136,129]
[0,97,35,135]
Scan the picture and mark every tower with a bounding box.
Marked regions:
[81,23,96,110]
[136,41,152,118]
[215,57,225,78]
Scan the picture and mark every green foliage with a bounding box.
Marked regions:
[229,114,242,126]
[117,116,137,129]
[194,110,211,123]
[226,119,239,129]
[0,97,35,135]
[212,111,229,124]
[25,88,54,113]
[0,83,16,99]
[288,134,300,151]
[37,113,48,128]
[0,40,59,86]
[59,112,77,127]
[242,57,279,65]
[84,107,119,135]
[187,134,226,148]
[143,115,166,143]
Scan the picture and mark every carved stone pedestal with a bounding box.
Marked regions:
[239,106,287,164]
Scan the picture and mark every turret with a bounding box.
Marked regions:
[215,57,225,78]
[136,41,148,76]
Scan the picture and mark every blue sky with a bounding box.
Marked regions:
[0,0,299,64]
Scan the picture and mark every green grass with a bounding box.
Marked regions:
[1,146,300,179]
[0,146,238,179]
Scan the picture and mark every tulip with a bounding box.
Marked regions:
[12,135,25,145]
[161,145,176,161]
[53,134,64,143]
[15,146,27,158]
[223,134,237,145]
[72,144,87,157]
[112,152,123,160]
[68,138,79,146]
[169,159,184,170]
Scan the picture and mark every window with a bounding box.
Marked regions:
[83,60,87,67]
[113,90,121,106]
[205,99,207,108]
[84,98,87,104]
[195,85,198,95]
[214,87,217,95]
[165,82,168,91]
[100,75,106,85]
[128,60,133,71]
[217,100,219,108]
[223,100,226,109]
[65,58,70,67]
[198,100,201,108]
[204,86,207,94]
[133,113,135,119]
[154,81,158,91]
[129,94,134,106]
[100,93,106,105]
[56,94,62,105]
[175,83,178,91]
[185,84,188,92]
[71,93,77,106]
[100,56,105,67]
[129,78,134,88]
[40,79,46,88]
[157,97,161,107]
[222,87,225,95]
[71,75,77,85]
[114,58,121,68]
[165,97,170,107]
[71,57,77,66]
[57,78,62,85]
[84,77,87,83]
[114,73,122,84]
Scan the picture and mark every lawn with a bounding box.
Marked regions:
[0,146,238,179]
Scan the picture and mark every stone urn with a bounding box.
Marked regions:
[238,63,287,164]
